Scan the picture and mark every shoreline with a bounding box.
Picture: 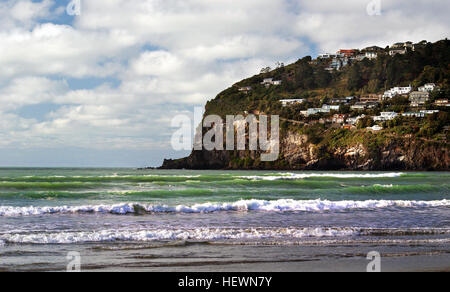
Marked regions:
[2,243,449,272]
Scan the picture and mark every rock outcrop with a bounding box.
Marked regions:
[160,131,449,171]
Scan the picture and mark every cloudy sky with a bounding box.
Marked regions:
[0,0,448,167]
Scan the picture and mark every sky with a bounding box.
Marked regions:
[0,0,449,167]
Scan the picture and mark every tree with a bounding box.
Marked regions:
[316,68,332,88]
[347,63,363,90]
[357,116,374,129]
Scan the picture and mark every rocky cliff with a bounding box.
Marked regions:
[161,131,449,171]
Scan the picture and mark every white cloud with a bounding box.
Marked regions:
[0,76,68,110]
[0,0,55,29]
[0,23,136,79]
[295,0,450,51]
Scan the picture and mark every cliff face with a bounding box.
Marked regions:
[161,131,450,171]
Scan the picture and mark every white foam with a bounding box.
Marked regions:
[219,238,450,247]
[373,184,395,188]
[0,227,359,244]
[0,199,449,217]
[2,227,449,245]
[98,174,202,178]
[237,172,405,180]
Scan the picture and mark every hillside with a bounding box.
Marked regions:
[161,39,450,170]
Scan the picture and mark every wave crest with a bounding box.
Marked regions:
[236,172,405,181]
[1,227,449,245]
[0,199,449,217]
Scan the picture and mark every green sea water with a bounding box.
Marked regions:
[0,168,448,271]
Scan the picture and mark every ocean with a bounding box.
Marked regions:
[0,168,449,272]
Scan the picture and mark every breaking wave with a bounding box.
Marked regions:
[236,172,406,180]
[1,227,449,245]
[1,198,449,217]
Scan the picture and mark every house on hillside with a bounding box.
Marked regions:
[420,110,440,115]
[318,53,337,59]
[373,112,399,122]
[391,42,413,49]
[338,49,358,57]
[346,115,366,125]
[418,83,439,93]
[261,78,282,87]
[366,52,378,59]
[435,99,450,107]
[304,108,324,116]
[332,114,348,124]
[410,91,430,107]
[343,124,356,130]
[364,46,384,52]
[389,42,414,56]
[272,80,282,85]
[383,86,412,98]
[238,86,252,93]
[402,112,425,118]
[355,54,366,61]
[280,99,305,107]
[368,125,383,131]
[389,48,407,56]
[326,57,350,71]
[351,102,377,111]
[360,94,382,103]
[331,98,349,104]
[302,104,339,117]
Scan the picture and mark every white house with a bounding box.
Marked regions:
[332,114,348,124]
[409,91,430,106]
[368,125,383,131]
[402,112,425,118]
[261,78,282,87]
[272,80,282,85]
[304,108,325,117]
[238,86,252,92]
[418,83,438,92]
[318,53,337,59]
[305,108,323,116]
[420,110,440,115]
[347,115,366,125]
[303,104,341,117]
[389,49,407,56]
[280,99,305,107]
[261,78,273,84]
[351,102,377,110]
[435,99,450,107]
[383,86,412,98]
[322,104,340,111]
[373,112,399,122]
[365,52,378,59]
[391,42,413,49]
[331,98,349,104]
